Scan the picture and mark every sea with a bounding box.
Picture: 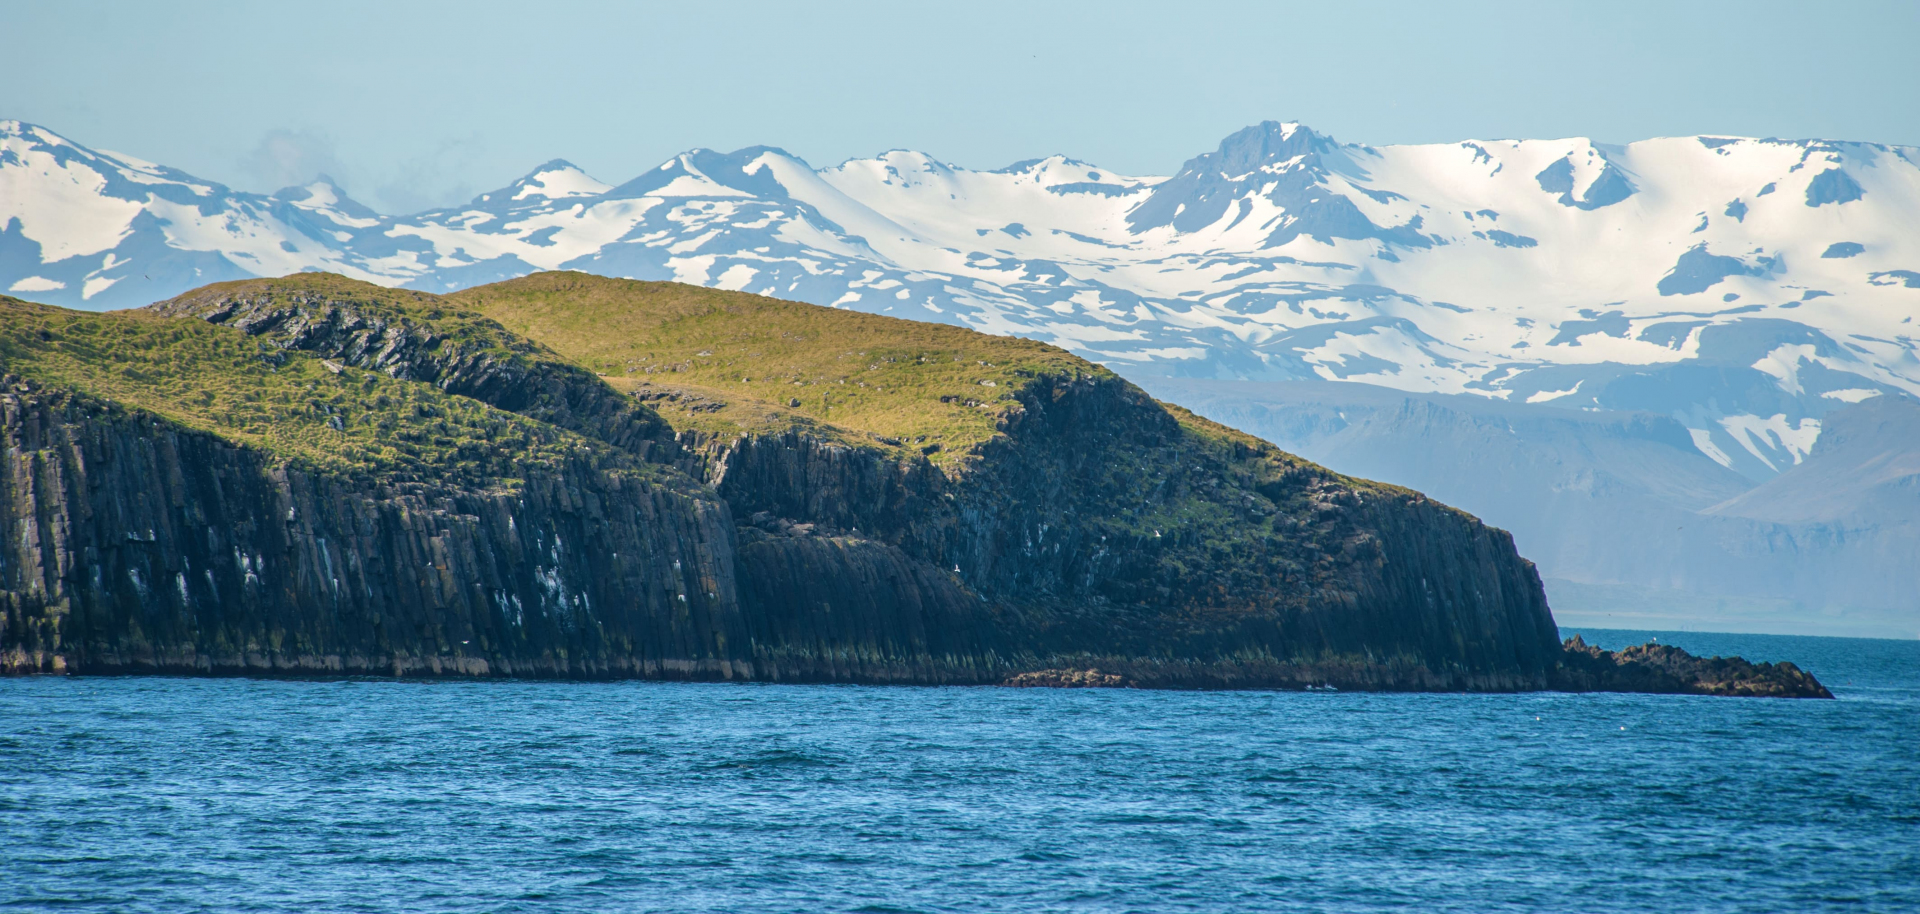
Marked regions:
[2,629,1915,913]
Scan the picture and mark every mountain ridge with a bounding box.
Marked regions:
[5,118,1916,635]
[8,116,1913,484]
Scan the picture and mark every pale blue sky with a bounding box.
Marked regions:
[5,0,1916,213]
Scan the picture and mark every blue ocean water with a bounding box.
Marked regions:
[2,629,1915,913]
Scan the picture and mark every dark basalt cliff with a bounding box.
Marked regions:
[0,380,744,678]
[0,276,1832,697]
[684,376,1565,690]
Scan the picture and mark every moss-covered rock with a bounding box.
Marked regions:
[149,275,677,462]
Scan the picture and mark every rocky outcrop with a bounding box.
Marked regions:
[142,276,1567,689]
[672,371,1569,690]
[0,381,744,678]
[686,373,1828,696]
[1554,636,1833,698]
[149,278,679,461]
[731,528,1010,683]
[1004,669,1130,688]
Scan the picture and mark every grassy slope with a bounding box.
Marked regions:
[451,272,1102,461]
[450,274,1463,568]
[0,296,671,490]
[453,273,1407,486]
[6,272,1432,535]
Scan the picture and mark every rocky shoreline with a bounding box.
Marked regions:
[1,643,1835,700]
[988,637,1834,698]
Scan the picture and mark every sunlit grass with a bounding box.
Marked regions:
[452,272,1107,461]
[0,296,674,489]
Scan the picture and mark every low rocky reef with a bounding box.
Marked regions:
[1005,668,1132,688]
[994,639,1832,698]
[1554,636,1833,698]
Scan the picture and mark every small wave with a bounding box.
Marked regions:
[1017,850,1079,862]
[703,749,837,770]
[1092,813,1205,825]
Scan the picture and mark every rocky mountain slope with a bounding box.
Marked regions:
[1707,392,1920,527]
[0,273,1828,694]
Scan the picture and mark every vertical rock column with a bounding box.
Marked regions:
[0,386,750,678]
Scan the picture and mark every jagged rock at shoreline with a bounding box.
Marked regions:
[0,273,1833,697]
[1556,636,1833,698]
[1004,669,1130,688]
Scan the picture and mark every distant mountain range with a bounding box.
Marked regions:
[4,118,1917,636]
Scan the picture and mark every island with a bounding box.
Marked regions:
[0,273,1830,697]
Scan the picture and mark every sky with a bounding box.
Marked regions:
[5,0,1917,214]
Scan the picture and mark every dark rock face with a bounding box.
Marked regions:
[731,531,1001,683]
[1657,244,1770,297]
[1534,155,1637,210]
[0,382,744,678]
[1804,168,1865,207]
[683,373,1568,690]
[149,281,679,461]
[1555,636,1832,698]
[0,374,1833,698]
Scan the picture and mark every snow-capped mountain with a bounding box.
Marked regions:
[5,118,1918,480]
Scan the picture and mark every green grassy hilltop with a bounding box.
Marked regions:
[451,272,1101,460]
[0,295,650,488]
[450,272,1420,537]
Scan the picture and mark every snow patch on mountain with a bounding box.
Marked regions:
[3,117,1917,476]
